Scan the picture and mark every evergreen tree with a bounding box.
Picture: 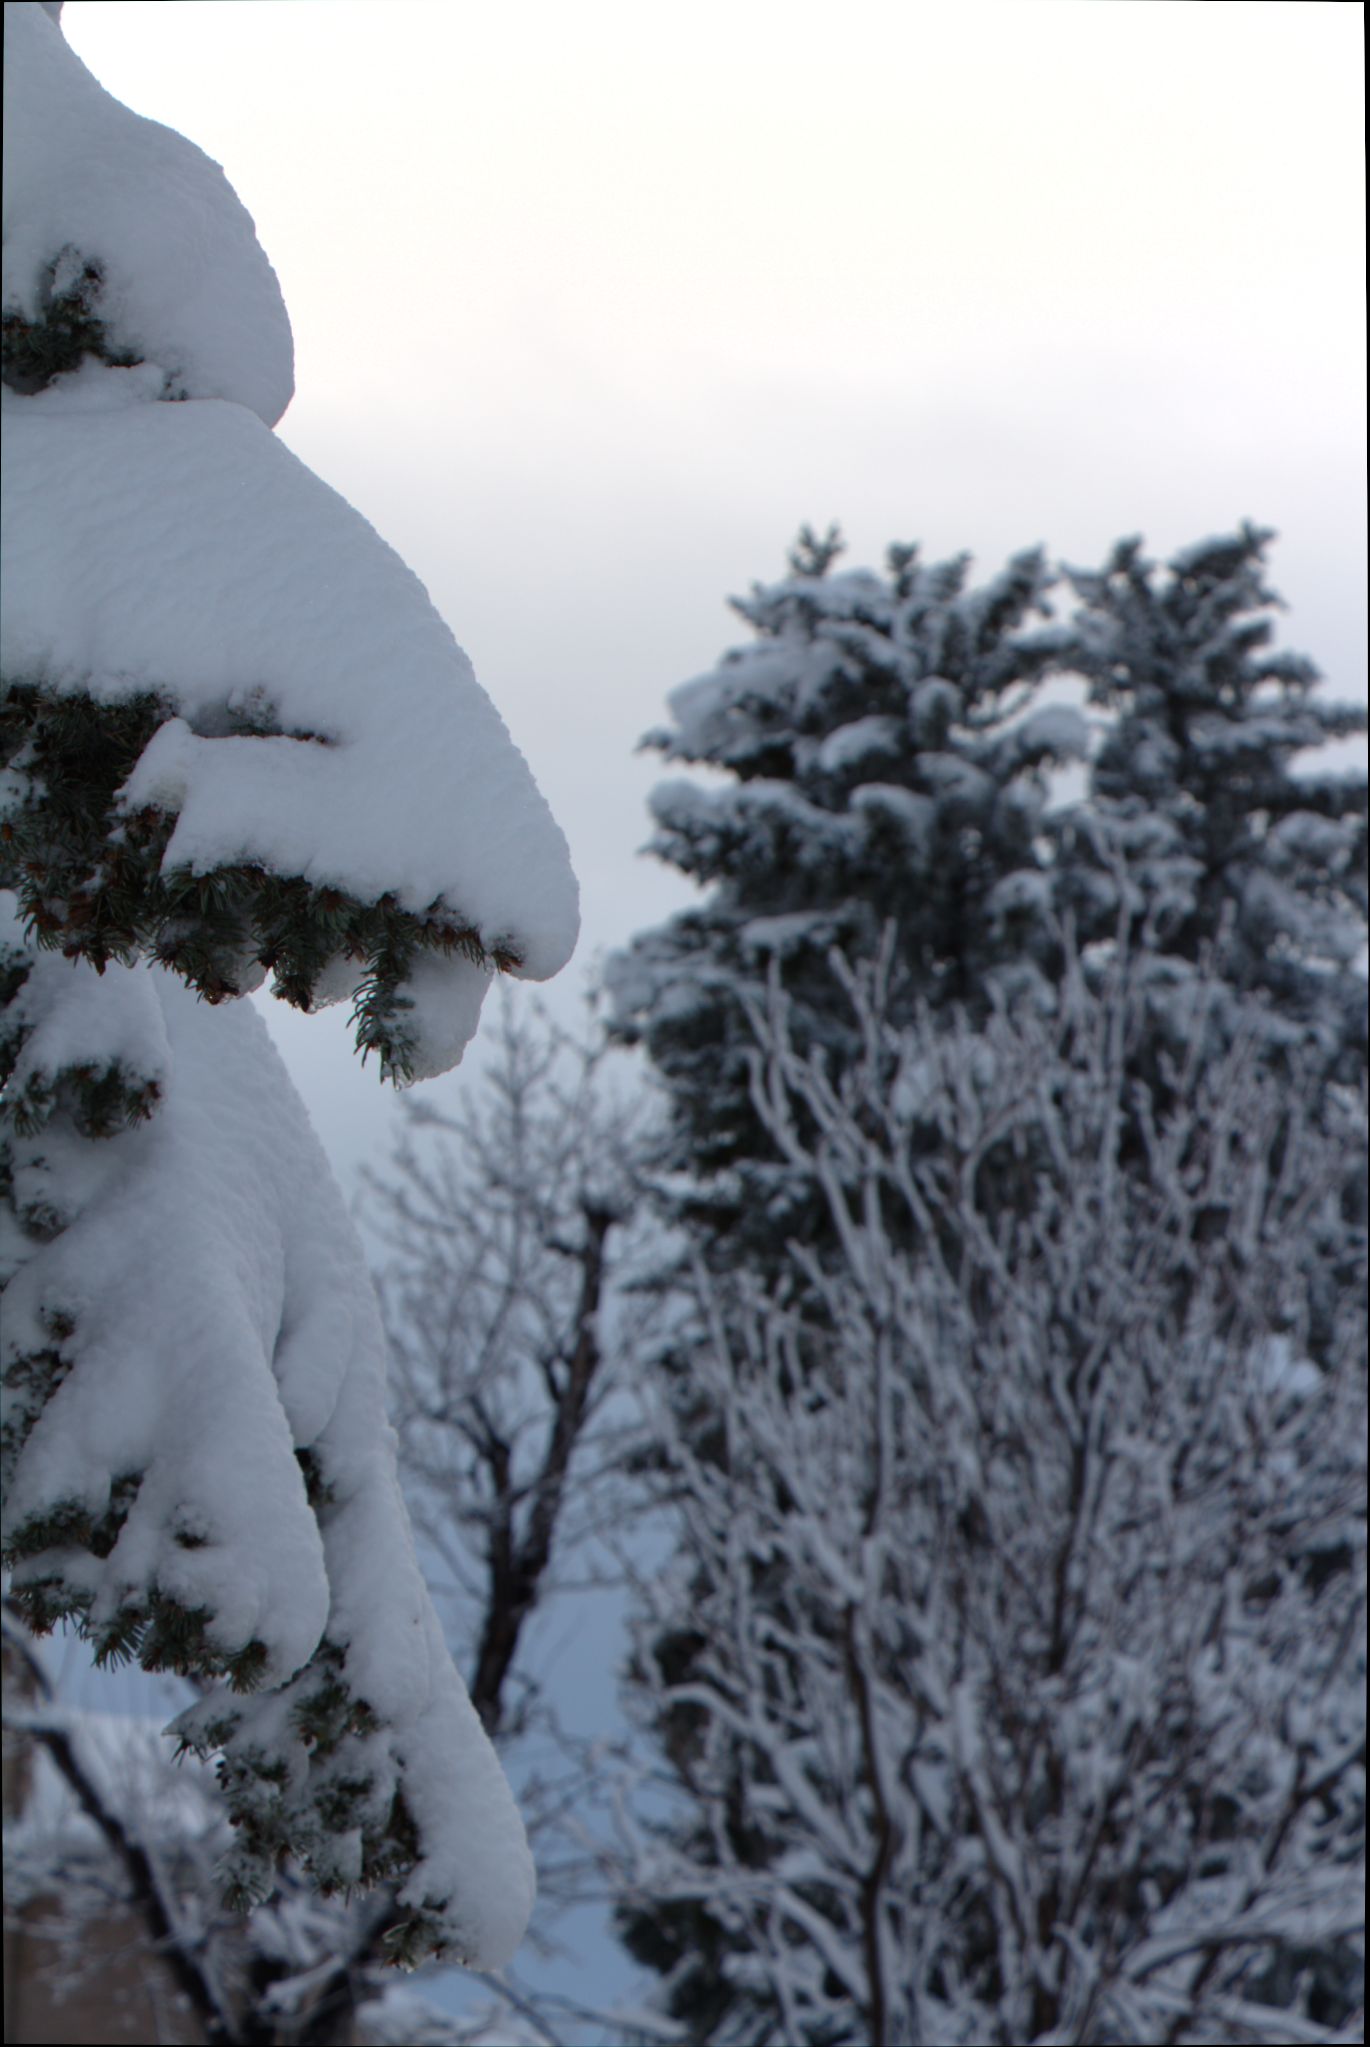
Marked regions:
[2,2,577,1969]
[608,524,1087,2022]
[1057,525,1367,1077]
[608,525,1084,1261]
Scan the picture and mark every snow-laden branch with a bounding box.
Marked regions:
[619,941,1366,2045]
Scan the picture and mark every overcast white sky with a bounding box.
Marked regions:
[61,0,1366,1182]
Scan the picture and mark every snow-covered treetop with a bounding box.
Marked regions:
[3,0,293,424]
[652,526,1065,781]
[608,529,1087,1247]
[634,530,1076,926]
[1059,523,1367,1068]
[1,2,579,1082]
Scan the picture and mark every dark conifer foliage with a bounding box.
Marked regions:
[609,526,1086,1258]
[1056,525,1367,1075]
[1,680,517,1087]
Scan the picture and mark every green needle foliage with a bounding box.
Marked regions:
[2,680,519,1086]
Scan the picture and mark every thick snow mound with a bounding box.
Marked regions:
[4,964,338,1679]
[2,1,294,425]
[2,949,536,1965]
[3,915,170,1114]
[2,368,580,1071]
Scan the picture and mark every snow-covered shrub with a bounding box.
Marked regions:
[619,944,1366,2045]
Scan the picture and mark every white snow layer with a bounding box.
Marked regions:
[1,366,579,1074]
[4,921,170,1123]
[816,716,905,775]
[3,2,294,426]
[2,932,536,1967]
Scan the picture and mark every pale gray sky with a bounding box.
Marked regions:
[61,0,1366,1182]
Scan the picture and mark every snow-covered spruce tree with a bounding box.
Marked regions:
[610,524,1367,2040]
[1,1,578,1971]
[607,525,1084,1265]
[616,947,1366,2047]
[1059,525,1367,1079]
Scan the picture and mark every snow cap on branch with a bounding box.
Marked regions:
[2,1,579,1082]
[3,0,294,424]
